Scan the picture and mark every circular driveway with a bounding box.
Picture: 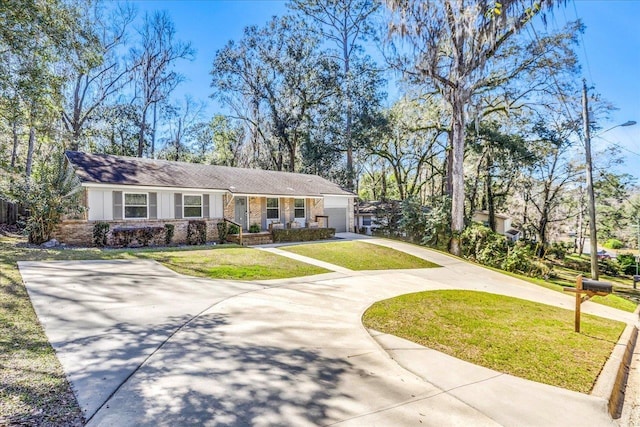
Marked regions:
[19,239,634,426]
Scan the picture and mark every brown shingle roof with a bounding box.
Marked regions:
[65,151,353,197]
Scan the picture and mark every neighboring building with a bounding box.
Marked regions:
[57,151,354,245]
[355,200,401,235]
[472,211,521,242]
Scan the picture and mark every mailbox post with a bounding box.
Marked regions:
[564,275,613,332]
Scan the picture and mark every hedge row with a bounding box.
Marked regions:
[272,227,335,243]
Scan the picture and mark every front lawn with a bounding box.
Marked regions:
[280,241,440,270]
[0,235,327,425]
[363,290,625,393]
[140,248,328,280]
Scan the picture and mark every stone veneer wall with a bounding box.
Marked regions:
[55,218,222,246]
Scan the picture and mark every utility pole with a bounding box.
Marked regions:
[582,79,599,280]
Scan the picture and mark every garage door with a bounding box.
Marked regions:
[325,208,347,232]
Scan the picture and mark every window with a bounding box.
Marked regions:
[267,198,279,220]
[363,216,372,226]
[294,198,305,219]
[183,194,202,218]
[124,193,148,219]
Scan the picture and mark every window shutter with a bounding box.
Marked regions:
[174,193,182,219]
[280,198,285,223]
[149,192,157,219]
[261,198,267,229]
[113,191,123,220]
[203,194,210,218]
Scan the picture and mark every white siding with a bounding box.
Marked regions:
[87,189,114,221]
[211,193,223,218]
[323,196,349,208]
[159,191,173,219]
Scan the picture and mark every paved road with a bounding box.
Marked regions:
[19,238,637,426]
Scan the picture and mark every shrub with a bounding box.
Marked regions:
[112,226,165,247]
[228,224,240,235]
[187,220,207,245]
[249,223,261,233]
[603,238,624,249]
[272,228,335,243]
[599,258,620,277]
[616,253,637,276]
[164,224,175,245]
[137,227,155,246]
[93,222,110,247]
[216,221,228,243]
[4,153,84,244]
[546,242,571,260]
[421,195,451,250]
[399,196,427,243]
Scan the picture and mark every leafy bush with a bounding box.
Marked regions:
[421,195,451,251]
[112,226,164,247]
[187,220,207,245]
[216,221,228,243]
[461,223,549,277]
[399,196,427,243]
[164,224,175,245]
[272,228,335,243]
[599,258,620,277]
[249,223,261,233]
[4,153,84,244]
[616,253,637,276]
[603,238,624,249]
[93,222,110,247]
[546,242,571,260]
[228,224,240,235]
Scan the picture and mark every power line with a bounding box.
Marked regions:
[570,0,594,85]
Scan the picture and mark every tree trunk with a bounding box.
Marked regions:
[486,154,496,232]
[137,107,147,157]
[449,98,465,256]
[11,121,19,168]
[25,126,36,177]
[151,102,157,158]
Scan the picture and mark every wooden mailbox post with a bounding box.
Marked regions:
[564,275,613,333]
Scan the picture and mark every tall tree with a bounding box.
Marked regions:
[386,0,558,255]
[61,3,136,151]
[130,11,194,158]
[290,0,382,190]
[211,16,337,172]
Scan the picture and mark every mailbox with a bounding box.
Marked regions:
[581,279,613,294]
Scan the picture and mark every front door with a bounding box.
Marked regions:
[234,197,248,230]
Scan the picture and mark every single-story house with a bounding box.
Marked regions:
[57,151,354,245]
[472,211,521,242]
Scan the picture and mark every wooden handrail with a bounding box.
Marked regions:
[223,218,243,246]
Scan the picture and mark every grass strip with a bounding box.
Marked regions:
[280,241,440,270]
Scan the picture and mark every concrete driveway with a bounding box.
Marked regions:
[19,239,637,426]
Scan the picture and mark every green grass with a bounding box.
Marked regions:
[139,248,328,280]
[363,290,626,393]
[0,235,327,424]
[280,241,440,270]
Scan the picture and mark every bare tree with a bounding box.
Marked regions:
[62,3,136,151]
[130,11,194,158]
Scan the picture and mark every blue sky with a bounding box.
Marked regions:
[130,0,640,177]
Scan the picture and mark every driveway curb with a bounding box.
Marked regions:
[592,323,638,419]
